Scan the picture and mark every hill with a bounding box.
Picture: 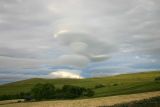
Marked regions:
[0,71,160,97]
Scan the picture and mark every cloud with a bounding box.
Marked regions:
[0,0,160,83]
[0,56,44,69]
[89,54,110,62]
[57,54,90,67]
[55,31,116,53]
[54,31,115,63]
[49,69,83,79]
[70,42,88,54]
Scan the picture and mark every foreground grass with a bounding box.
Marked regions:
[100,95,160,107]
[0,71,160,98]
[0,91,160,107]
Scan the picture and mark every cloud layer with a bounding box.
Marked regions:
[0,0,160,84]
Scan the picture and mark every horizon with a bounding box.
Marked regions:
[1,70,159,85]
[0,0,160,84]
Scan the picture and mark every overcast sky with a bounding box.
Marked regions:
[0,0,160,84]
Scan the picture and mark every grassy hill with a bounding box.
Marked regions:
[0,71,160,97]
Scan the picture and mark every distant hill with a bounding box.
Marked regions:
[0,71,160,97]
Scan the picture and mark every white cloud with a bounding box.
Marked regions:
[49,70,83,79]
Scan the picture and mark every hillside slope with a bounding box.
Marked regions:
[0,71,160,97]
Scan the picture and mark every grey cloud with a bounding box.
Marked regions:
[0,0,160,83]
[55,31,116,62]
[0,73,50,84]
[0,56,46,69]
[57,54,90,68]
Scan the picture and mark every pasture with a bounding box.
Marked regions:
[0,71,160,98]
[0,91,160,107]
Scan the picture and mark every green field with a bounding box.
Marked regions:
[0,71,160,98]
[0,91,160,107]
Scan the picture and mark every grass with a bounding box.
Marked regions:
[0,99,24,105]
[100,95,160,107]
[0,71,160,98]
[0,91,160,107]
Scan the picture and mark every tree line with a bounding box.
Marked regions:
[0,83,94,101]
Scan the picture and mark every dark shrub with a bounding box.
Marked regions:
[84,88,95,97]
[31,83,55,100]
[17,100,22,103]
[155,76,160,81]
[19,92,32,101]
[54,88,65,99]
[0,94,23,101]
[62,85,86,98]
[61,85,95,98]
[95,84,105,89]
[0,95,10,100]
[24,95,32,101]
[112,83,118,86]
[0,84,94,101]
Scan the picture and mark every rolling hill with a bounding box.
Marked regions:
[0,71,160,98]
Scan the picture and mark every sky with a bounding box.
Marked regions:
[0,0,160,84]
